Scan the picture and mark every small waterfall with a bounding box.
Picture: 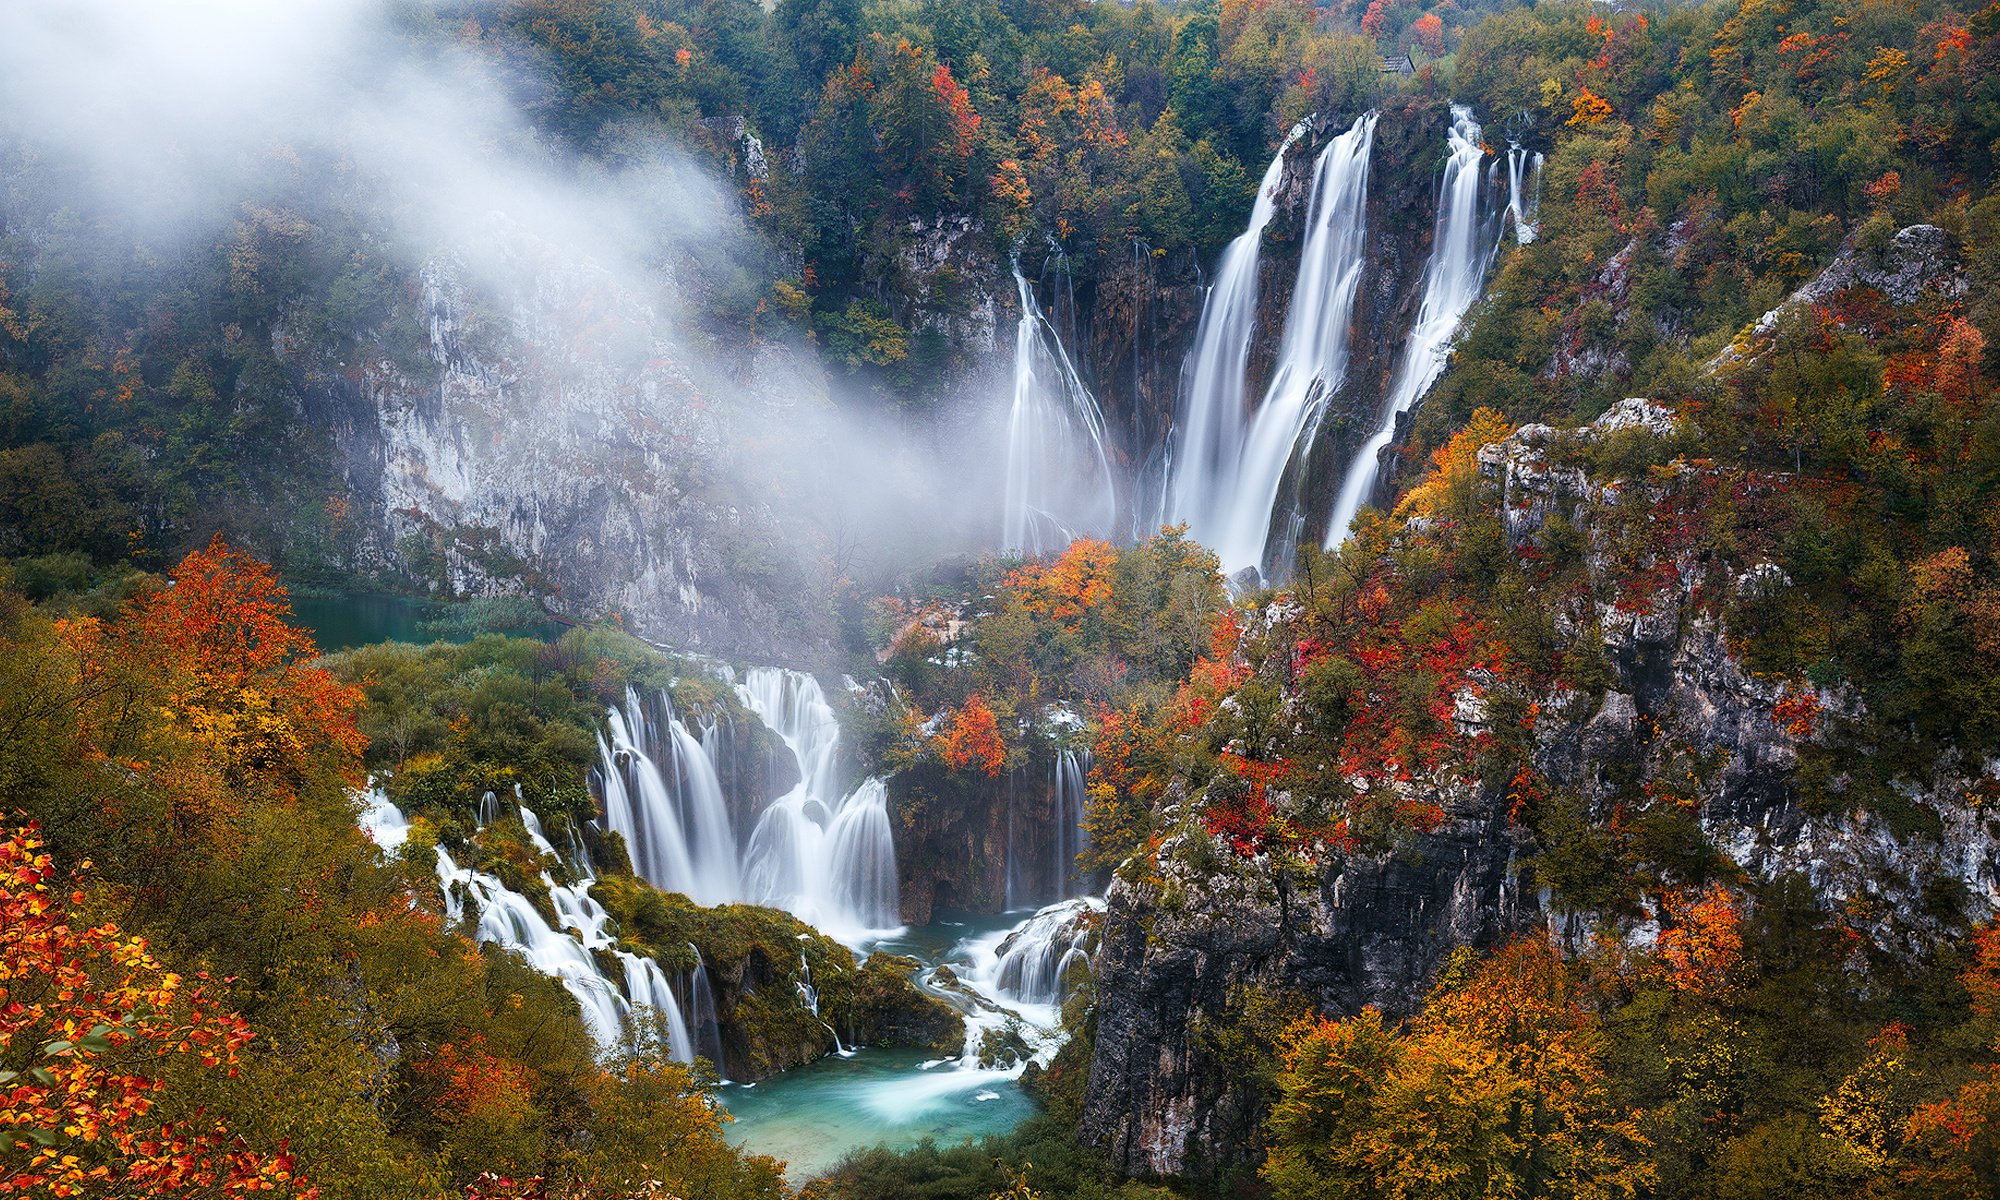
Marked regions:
[1166,119,1313,554]
[1002,264,1116,556]
[1500,142,1542,246]
[795,952,850,1055]
[687,942,728,1078]
[1052,747,1091,901]
[962,897,1103,1009]
[1206,112,1378,578]
[736,667,901,943]
[1325,105,1497,547]
[394,794,695,1062]
[358,787,409,850]
[597,687,741,907]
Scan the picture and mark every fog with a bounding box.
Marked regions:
[0,0,1010,651]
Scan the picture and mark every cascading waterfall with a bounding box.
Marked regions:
[1501,142,1543,246]
[597,687,740,907]
[959,897,1104,1010]
[358,788,695,1061]
[1324,105,1497,547]
[735,667,900,942]
[1166,119,1313,554]
[1001,265,1116,556]
[1205,112,1379,578]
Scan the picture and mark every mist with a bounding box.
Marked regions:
[0,0,1010,655]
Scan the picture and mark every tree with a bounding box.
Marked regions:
[0,825,307,1197]
[1265,938,1653,1200]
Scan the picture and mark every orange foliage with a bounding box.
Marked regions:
[936,694,1006,776]
[121,537,365,787]
[1655,884,1744,999]
[0,826,307,1197]
[422,1039,536,1130]
[1412,12,1445,55]
[1569,88,1614,127]
[1002,539,1118,634]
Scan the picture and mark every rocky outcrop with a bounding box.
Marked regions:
[1078,399,2000,1183]
[592,880,963,1081]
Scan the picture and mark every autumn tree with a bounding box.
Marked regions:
[1265,938,1652,1200]
[0,826,308,1197]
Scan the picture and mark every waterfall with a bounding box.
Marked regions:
[597,687,741,907]
[1002,264,1116,556]
[688,943,728,1078]
[1051,747,1091,902]
[735,667,901,943]
[1324,105,1497,548]
[366,791,695,1062]
[1166,119,1313,555]
[1206,112,1378,578]
[1501,142,1542,246]
[963,897,1103,1008]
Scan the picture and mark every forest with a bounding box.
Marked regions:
[4,0,2000,1197]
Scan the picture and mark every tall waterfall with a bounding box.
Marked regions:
[1500,142,1543,246]
[1165,119,1312,555]
[1002,265,1116,556]
[1324,105,1497,547]
[1205,112,1378,577]
[735,667,901,942]
[598,687,741,907]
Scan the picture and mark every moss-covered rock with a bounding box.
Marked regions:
[592,876,964,1080]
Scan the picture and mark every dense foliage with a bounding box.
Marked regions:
[0,544,788,1198]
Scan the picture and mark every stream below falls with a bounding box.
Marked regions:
[720,910,1072,1180]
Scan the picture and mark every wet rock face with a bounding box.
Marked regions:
[889,748,1090,925]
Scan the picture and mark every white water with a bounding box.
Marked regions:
[971,897,1102,1007]
[360,787,696,1060]
[1166,119,1313,558]
[1325,105,1497,547]
[1002,265,1116,556]
[591,667,900,947]
[1500,142,1543,246]
[1205,112,1379,577]
[735,667,901,944]
[598,687,741,906]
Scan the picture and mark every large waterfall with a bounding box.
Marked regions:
[1002,265,1116,556]
[1165,119,1312,558]
[734,667,901,942]
[1204,112,1379,577]
[1324,105,1497,547]
[591,667,901,945]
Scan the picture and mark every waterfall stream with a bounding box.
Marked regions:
[1500,141,1543,246]
[1165,119,1312,559]
[1324,105,1497,548]
[1205,112,1378,578]
[1002,265,1116,556]
[362,787,698,1061]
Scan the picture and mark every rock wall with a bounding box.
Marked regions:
[1077,398,2000,1183]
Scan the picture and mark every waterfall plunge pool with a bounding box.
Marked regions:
[720,910,1075,1181]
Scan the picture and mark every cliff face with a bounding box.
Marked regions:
[891,744,1095,925]
[1078,398,2000,1182]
